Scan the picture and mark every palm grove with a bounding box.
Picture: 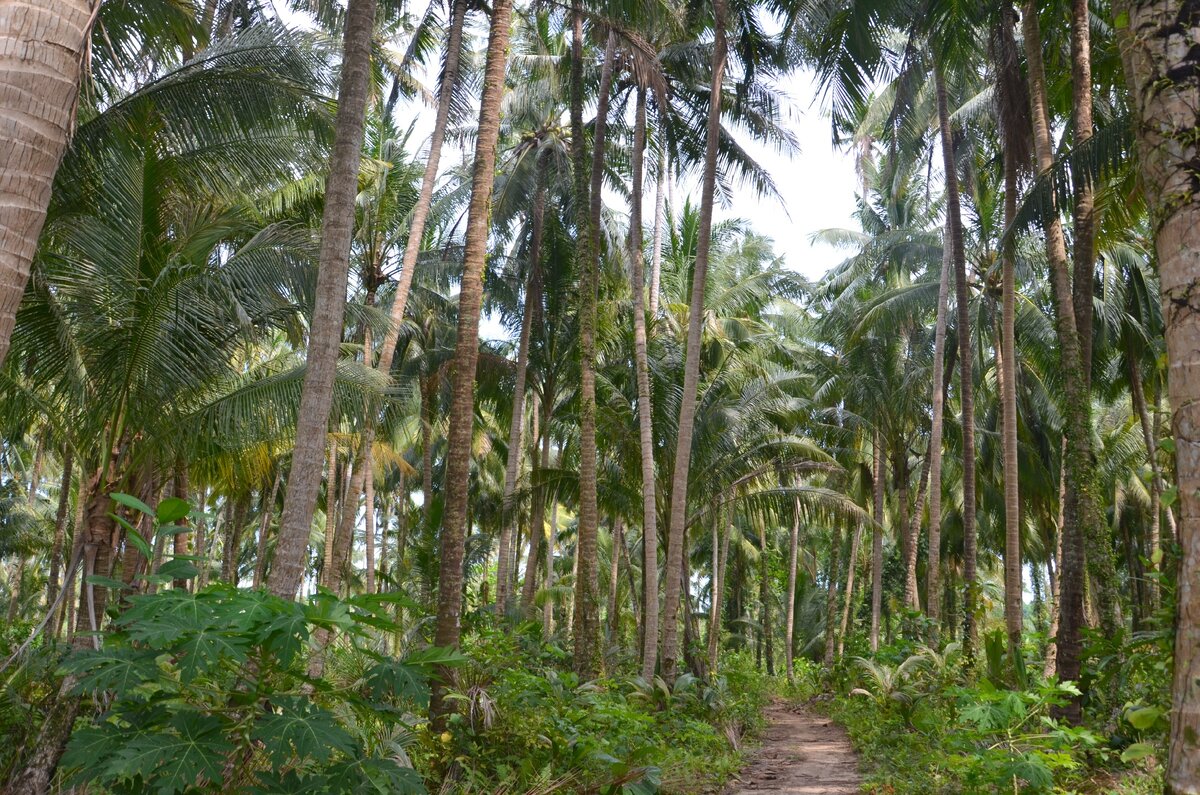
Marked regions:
[0,0,1197,793]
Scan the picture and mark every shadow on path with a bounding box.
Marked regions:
[724,701,861,794]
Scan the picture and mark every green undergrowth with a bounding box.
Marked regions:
[416,624,772,793]
[786,628,1168,795]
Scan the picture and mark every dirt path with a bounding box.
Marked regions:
[724,702,861,794]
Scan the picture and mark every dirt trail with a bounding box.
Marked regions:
[725,702,861,794]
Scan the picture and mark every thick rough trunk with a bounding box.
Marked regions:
[1116,0,1200,787]
[661,0,727,683]
[430,0,513,722]
[269,0,377,599]
[0,0,96,369]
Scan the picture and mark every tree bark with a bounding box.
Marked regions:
[824,523,843,665]
[661,0,728,683]
[1023,3,1114,711]
[572,25,616,681]
[1116,0,1200,785]
[430,0,513,723]
[253,470,282,589]
[998,6,1023,654]
[46,448,73,609]
[870,431,884,652]
[925,216,952,631]
[785,496,800,681]
[649,151,666,317]
[935,65,978,657]
[630,86,660,681]
[269,0,378,599]
[0,0,98,370]
[496,193,540,614]
[838,519,863,657]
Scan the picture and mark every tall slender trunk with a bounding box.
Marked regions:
[785,496,800,681]
[935,65,978,657]
[606,519,624,643]
[630,87,660,680]
[925,217,952,629]
[1117,0,1200,785]
[496,198,540,613]
[375,0,467,373]
[364,449,375,593]
[759,518,774,675]
[321,441,339,584]
[1023,3,1112,710]
[824,523,843,665]
[649,152,666,317]
[269,0,378,599]
[1130,357,1169,605]
[430,0,513,723]
[903,442,931,611]
[545,499,558,635]
[572,26,616,680]
[838,519,863,657]
[1045,437,1067,678]
[46,448,73,608]
[0,1,97,371]
[997,7,1023,653]
[661,0,728,683]
[253,470,282,589]
[222,495,249,584]
[523,392,551,612]
[870,431,884,652]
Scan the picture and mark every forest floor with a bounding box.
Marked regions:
[724,701,862,794]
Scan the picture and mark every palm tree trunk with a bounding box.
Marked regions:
[545,498,558,635]
[46,448,73,609]
[785,496,800,681]
[759,518,774,675]
[269,0,377,599]
[824,523,843,665]
[1022,3,1113,709]
[374,0,467,375]
[0,1,98,371]
[870,430,884,653]
[496,208,540,614]
[523,393,551,612]
[935,65,978,657]
[364,450,376,593]
[430,0,514,723]
[838,520,862,657]
[903,442,930,611]
[1044,437,1067,678]
[606,519,624,643]
[661,0,728,683]
[1116,0,1200,784]
[630,86,660,681]
[321,441,339,585]
[253,469,282,589]
[997,7,1023,653]
[572,26,617,680]
[649,151,666,317]
[708,513,732,672]
[1130,357,1170,605]
[925,217,952,630]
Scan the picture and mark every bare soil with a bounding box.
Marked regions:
[724,702,861,794]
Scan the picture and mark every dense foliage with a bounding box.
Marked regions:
[1,0,1199,792]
